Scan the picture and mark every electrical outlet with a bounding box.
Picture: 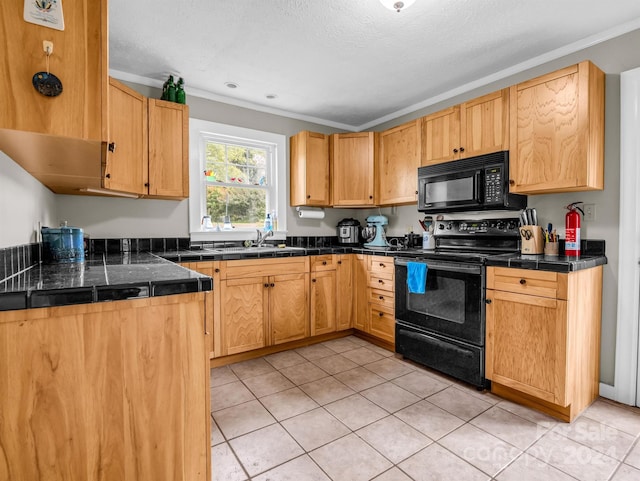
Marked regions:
[584,203,596,222]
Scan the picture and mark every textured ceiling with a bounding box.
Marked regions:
[109,0,640,130]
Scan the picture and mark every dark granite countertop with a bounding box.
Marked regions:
[484,253,608,272]
[0,253,212,312]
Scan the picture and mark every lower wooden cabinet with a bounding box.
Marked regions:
[336,254,354,330]
[311,269,337,336]
[270,273,310,344]
[0,294,210,481]
[486,266,603,421]
[353,254,370,332]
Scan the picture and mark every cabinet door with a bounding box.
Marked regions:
[220,277,267,355]
[369,305,395,344]
[290,131,330,206]
[310,270,337,336]
[331,132,376,206]
[378,120,421,205]
[460,89,509,158]
[421,107,460,165]
[270,273,310,344]
[509,61,604,193]
[192,262,220,360]
[353,255,369,332]
[336,255,353,331]
[486,289,568,406]
[0,0,108,141]
[105,78,148,195]
[148,99,189,198]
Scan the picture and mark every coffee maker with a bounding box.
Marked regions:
[363,215,389,249]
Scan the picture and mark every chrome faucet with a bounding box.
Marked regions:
[255,229,274,247]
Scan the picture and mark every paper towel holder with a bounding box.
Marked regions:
[295,206,325,220]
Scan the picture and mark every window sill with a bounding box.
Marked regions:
[190,230,287,243]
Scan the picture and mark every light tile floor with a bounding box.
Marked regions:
[210,336,640,481]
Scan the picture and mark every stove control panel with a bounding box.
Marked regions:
[434,219,520,236]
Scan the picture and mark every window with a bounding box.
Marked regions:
[189,119,286,241]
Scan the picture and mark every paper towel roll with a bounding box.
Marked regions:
[297,209,325,219]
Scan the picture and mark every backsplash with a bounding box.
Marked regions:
[89,237,192,254]
[0,243,40,283]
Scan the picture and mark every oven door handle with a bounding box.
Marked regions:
[394,258,482,275]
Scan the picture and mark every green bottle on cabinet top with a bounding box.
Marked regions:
[176,77,186,104]
[166,75,176,102]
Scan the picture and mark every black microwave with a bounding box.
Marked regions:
[417,151,527,213]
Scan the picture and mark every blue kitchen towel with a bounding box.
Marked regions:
[407,262,427,294]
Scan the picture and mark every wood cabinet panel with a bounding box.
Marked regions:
[311,270,337,336]
[353,255,369,332]
[377,119,421,205]
[509,61,604,194]
[148,99,189,198]
[0,294,209,481]
[460,89,509,158]
[487,267,567,299]
[310,254,337,271]
[336,255,353,331]
[290,131,330,206]
[271,273,310,344]
[220,277,267,355]
[221,257,308,280]
[369,288,394,309]
[106,78,148,195]
[421,107,460,165]
[369,305,395,344]
[331,132,376,206]
[0,0,108,141]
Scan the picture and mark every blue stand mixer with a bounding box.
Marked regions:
[363,215,389,249]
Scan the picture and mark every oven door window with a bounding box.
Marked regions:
[396,263,483,345]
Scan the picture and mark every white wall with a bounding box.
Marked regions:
[0,151,57,248]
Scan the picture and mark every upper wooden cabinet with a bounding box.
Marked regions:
[377,119,421,205]
[421,89,509,166]
[0,0,108,141]
[105,78,149,195]
[290,131,330,206]
[331,132,377,206]
[509,61,605,194]
[147,99,190,198]
[106,78,189,199]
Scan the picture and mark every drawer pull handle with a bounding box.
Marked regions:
[519,279,526,285]
[379,296,384,300]
[379,312,384,317]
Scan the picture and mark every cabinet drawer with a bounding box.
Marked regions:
[310,254,337,271]
[369,275,394,292]
[370,305,395,344]
[220,257,309,279]
[487,267,567,300]
[369,288,394,308]
[369,256,394,278]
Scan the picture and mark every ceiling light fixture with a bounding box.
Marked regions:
[379,0,416,12]
[224,82,239,89]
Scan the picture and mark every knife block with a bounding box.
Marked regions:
[520,225,544,254]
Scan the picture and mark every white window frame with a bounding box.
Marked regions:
[189,119,287,242]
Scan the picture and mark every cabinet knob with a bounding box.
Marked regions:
[378,312,384,317]
[264,283,269,288]
[509,179,515,186]
[415,190,418,195]
[105,173,111,179]
[144,182,149,187]
[378,279,384,284]
[379,263,385,267]
[322,261,327,265]
[307,195,311,199]
[337,260,342,265]
[312,278,316,283]
[214,268,220,273]
[485,299,492,304]
[379,295,384,300]
[519,279,526,285]
[270,283,275,287]
[108,142,116,153]
[369,195,373,200]
[460,147,465,153]
[453,148,458,153]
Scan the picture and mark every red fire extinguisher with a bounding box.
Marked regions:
[565,202,584,257]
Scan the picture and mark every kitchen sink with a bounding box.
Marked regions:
[206,246,306,254]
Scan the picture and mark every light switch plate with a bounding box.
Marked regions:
[584,203,596,222]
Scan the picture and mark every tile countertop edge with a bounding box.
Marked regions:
[484,254,608,272]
